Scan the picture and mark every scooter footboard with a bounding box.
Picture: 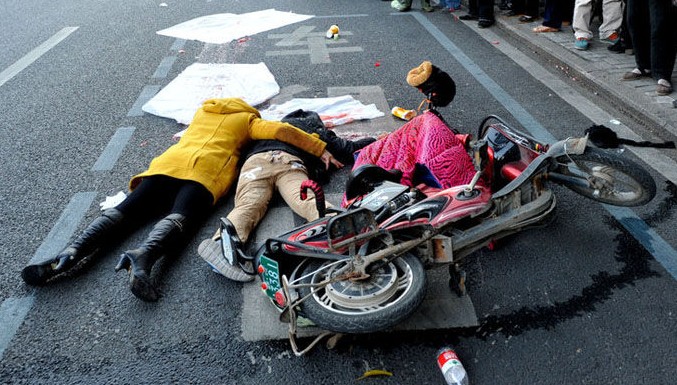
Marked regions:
[441,188,556,261]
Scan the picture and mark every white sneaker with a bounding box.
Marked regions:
[197,238,254,282]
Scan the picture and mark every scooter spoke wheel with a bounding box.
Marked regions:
[556,147,656,206]
[297,253,426,334]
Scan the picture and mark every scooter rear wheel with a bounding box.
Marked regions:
[296,253,427,334]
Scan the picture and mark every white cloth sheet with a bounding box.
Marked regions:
[156,9,314,44]
[260,95,385,128]
[172,95,384,139]
[142,62,280,125]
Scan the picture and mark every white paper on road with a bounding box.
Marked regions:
[99,191,127,211]
[142,62,280,125]
[260,95,385,128]
[156,9,314,44]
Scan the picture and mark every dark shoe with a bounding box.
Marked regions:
[657,79,673,95]
[459,14,479,20]
[421,0,434,12]
[478,19,494,28]
[608,39,626,53]
[518,15,536,23]
[21,208,124,286]
[115,213,188,302]
[621,68,651,81]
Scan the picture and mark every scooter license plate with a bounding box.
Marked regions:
[259,255,281,298]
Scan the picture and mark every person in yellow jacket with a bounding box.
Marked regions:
[21,98,342,302]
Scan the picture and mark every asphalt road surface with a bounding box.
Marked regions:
[1,1,675,384]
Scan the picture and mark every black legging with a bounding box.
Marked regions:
[626,0,676,81]
[116,175,214,225]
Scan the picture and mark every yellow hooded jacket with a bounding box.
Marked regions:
[129,98,327,204]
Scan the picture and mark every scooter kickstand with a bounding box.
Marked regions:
[448,263,467,297]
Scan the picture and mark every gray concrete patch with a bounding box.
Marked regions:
[240,197,478,342]
[240,267,478,341]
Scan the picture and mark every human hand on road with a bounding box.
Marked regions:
[320,150,344,170]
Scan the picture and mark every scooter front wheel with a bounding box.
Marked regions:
[296,253,427,334]
[554,147,656,207]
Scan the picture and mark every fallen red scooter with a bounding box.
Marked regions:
[251,113,656,354]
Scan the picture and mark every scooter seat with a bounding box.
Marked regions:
[345,164,403,200]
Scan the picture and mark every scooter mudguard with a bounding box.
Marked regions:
[379,184,492,230]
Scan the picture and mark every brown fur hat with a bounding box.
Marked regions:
[406,61,456,107]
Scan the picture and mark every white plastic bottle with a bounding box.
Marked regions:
[436,347,469,385]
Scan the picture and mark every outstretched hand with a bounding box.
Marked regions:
[320,150,344,170]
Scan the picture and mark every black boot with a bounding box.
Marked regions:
[115,213,187,302]
[21,208,125,286]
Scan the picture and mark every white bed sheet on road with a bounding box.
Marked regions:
[260,95,385,128]
[142,62,280,125]
[156,9,314,45]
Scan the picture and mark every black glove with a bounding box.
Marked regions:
[585,125,675,149]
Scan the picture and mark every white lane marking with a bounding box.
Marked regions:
[152,56,177,79]
[4,193,96,359]
[3,34,186,363]
[0,296,35,360]
[127,85,160,117]
[606,205,677,279]
[0,27,79,88]
[92,126,136,171]
[170,38,186,51]
[29,192,97,265]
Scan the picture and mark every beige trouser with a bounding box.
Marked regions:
[226,151,328,243]
[572,0,623,40]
